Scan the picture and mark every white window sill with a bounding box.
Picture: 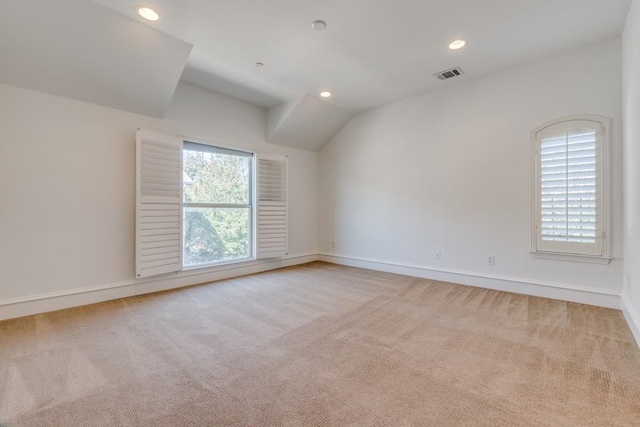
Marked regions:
[530,251,611,265]
[182,256,256,272]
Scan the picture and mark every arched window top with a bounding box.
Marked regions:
[531,115,611,263]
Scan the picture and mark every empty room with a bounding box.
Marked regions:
[2,0,640,425]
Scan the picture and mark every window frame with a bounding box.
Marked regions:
[182,139,256,270]
[530,115,611,264]
[136,129,288,279]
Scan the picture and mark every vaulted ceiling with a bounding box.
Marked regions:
[0,0,632,150]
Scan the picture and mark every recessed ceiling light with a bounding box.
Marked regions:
[312,20,327,31]
[136,5,159,21]
[255,62,264,67]
[449,39,467,50]
[320,91,332,98]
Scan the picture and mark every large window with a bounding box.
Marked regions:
[532,116,609,262]
[182,142,253,267]
[135,129,287,279]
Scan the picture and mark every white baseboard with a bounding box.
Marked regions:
[621,293,640,348]
[0,254,318,321]
[0,252,625,322]
[318,253,620,309]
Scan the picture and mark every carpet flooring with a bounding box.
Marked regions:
[1,262,640,426]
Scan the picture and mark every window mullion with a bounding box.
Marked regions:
[184,202,251,209]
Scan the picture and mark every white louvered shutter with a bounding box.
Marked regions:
[534,119,605,256]
[256,154,287,259]
[136,129,183,277]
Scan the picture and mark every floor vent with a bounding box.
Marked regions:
[434,67,464,81]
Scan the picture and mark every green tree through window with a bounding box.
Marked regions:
[183,143,252,266]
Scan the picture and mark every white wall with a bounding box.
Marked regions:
[622,0,640,344]
[0,82,317,312]
[0,35,630,319]
[319,38,623,306]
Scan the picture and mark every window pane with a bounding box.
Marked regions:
[183,149,251,204]
[184,207,250,266]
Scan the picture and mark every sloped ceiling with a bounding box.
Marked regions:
[267,95,353,152]
[94,0,631,112]
[0,0,192,118]
[0,0,632,150]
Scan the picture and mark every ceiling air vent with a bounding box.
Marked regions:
[434,67,464,81]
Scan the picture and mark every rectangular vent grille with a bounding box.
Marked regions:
[434,67,463,81]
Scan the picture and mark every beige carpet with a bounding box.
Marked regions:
[1,262,639,426]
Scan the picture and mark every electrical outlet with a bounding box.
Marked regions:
[487,255,495,266]
[435,250,441,260]
[331,241,335,249]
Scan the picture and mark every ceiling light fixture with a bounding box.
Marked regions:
[449,39,467,50]
[311,20,327,31]
[255,62,264,67]
[320,91,332,98]
[136,5,159,21]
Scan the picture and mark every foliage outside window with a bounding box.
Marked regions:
[183,142,253,267]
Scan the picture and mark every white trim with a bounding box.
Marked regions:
[530,251,611,264]
[621,293,640,349]
[179,134,256,157]
[0,254,318,321]
[1,252,627,324]
[318,253,620,309]
[182,256,256,271]
[531,115,611,259]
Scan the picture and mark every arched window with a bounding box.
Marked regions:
[531,115,610,262]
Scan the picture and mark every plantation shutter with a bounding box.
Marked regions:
[534,119,605,256]
[256,154,287,259]
[136,129,183,278]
